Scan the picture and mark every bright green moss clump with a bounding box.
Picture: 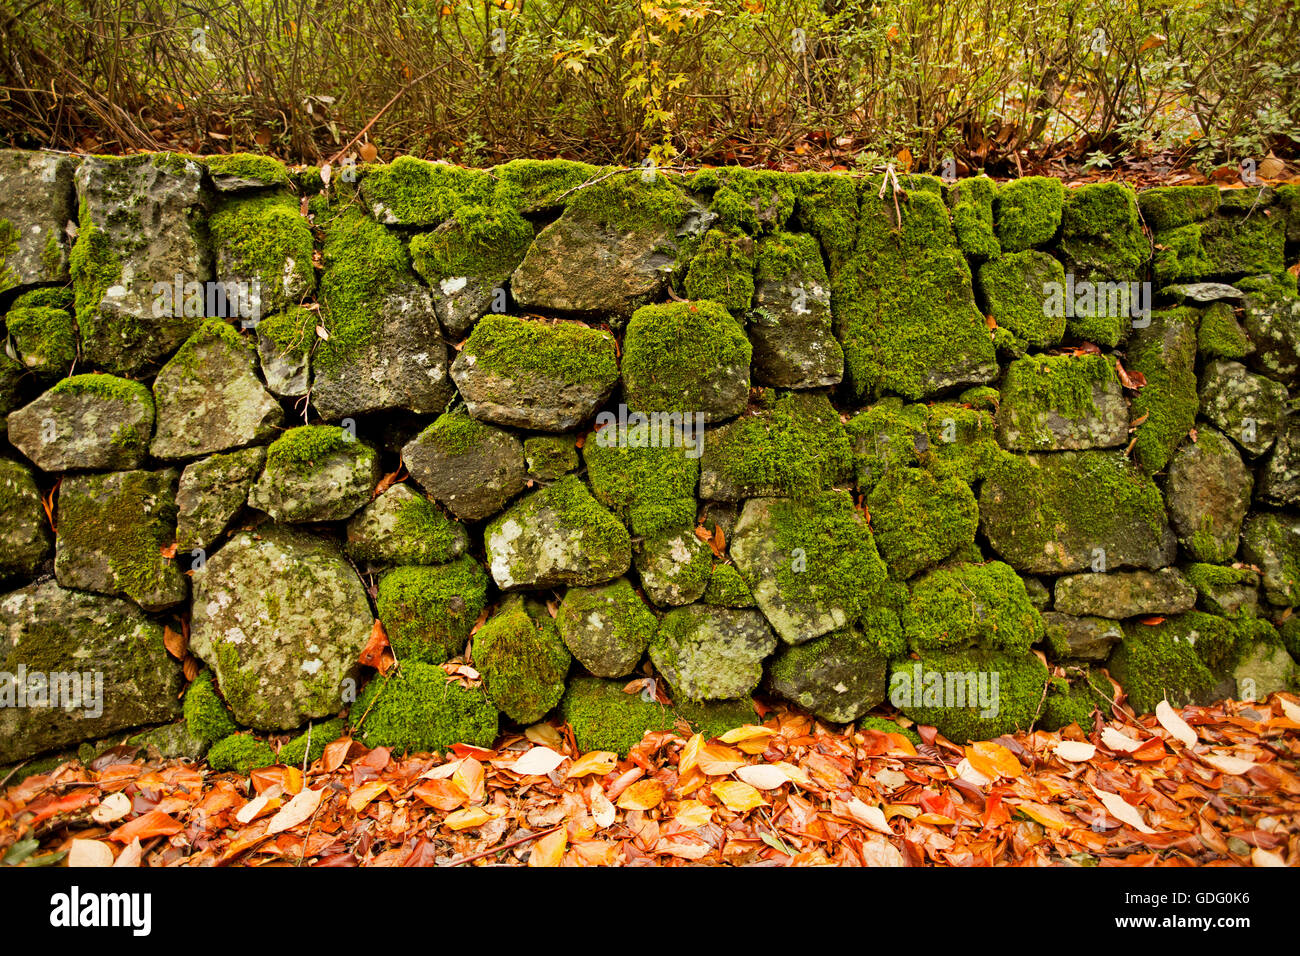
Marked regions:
[560,676,680,756]
[203,153,289,187]
[996,352,1117,449]
[277,718,346,767]
[183,670,239,744]
[491,157,601,209]
[694,167,796,235]
[791,172,859,273]
[207,193,314,310]
[1128,308,1198,473]
[376,557,488,664]
[702,562,754,607]
[50,372,151,406]
[462,314,618,389]
[1060,182,1149,279]
[976,251,1067,348]
[348,491,466,567]
[1042,667,1114,730]
[622,300,751,418]
[1197,301,1253,359]
[845,399,928,491]
[13,287,75,311]
[995,176,1064,251]
[683,229,756,311]
[858,715,922,745]
[351,660,498,754]
[583,426,700,537]
[1109,611,1240,712]
[948,176,1000,259]
[264,425,352,469]
[360,156,497,226]
[564,167,693,234]
[409,202,533,280]
[207,733,276,774]
[903,561,1044,653]
[472,595,572,724]
[889,648,1050,742]
[5,305,78,373]
[524,435,578,480]
[1137,185,1218,231]
[925,400,1006,485]
[868,468,978,579]
[422,410,495,457]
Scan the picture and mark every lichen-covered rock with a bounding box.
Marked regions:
[835,183,997,400]
[71,155,208,376]
[402,412,527,522]
[1185,564,1260,618]
[485,474,631,589]
[1199,359,1288,458]
[1109,612,1238,711]
[511,173,700,316]
[1164,427,1252,562]
[649,605,776,702]
[450,315,619,431]
[903,561,1043,653]
[888,648,1050,742]
[0,579,184,764]
[0,458,51,577]
[359,156,499,226]
[1220,620,1298,702]
[1053,569,1195,619]
[191,525,372,730]
[473,594,571,723]
[351,660,498,754]
[623,300,752,422]
[8,374,153,471]
[979,451,1175,574]
[130,720,210,761]
[208,192,314,317]
[4,305,78,377]
[976,251,1067,349]
[524,435,578,480]
[248,426,378,523]
[695,166,795,236]
[255,306,312,397]
[730,491,888,645]
[1041,612,1123,662]
[747,231,842,387]
[582,423,699,538]
[868,467,977,579]
[375,556,487,663]
[150,319,282,460]
[1137,185,1219,231]
[1149,189,1286,283]
[345,484,468,567]
[766,625,887,723]
[0,150,76,290]
[1260,419,1300,507]
[994,177,1063,251]
[1127,307,1199,472]
[1240,513,1300,606]
[700,392,851,500]
[994,353,1126,451]
[313,206,451,419]
[556,577,657,678]
[175,446,265,553]
[1241,285,1300,384]
[844,399,929,491]
[54,468,186,610]
[635,529,712,607]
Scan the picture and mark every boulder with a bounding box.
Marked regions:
[1241,513,1300,606]
[1164,427,1252,562]
[994,353,1127,451]
[248,426,378,523]
[472,594,571,724]
[1053,569,1196,619]
[634,530,712,607]
[190,526,373,730]
[1200,358,1288,458]
[175,446,265,553]
[8,375,153,471]
[1259,418,1300,507]
[0,150,76,289]
[1242,285,1300,384]
[402,412,527,521]
[648,605,777,701]
[867,467,977,579]
[747,231,843,387]
[1041,612,1123,662]
[208,192,314,318]
[345,483,468,567]
[375,557,487,664]
[555,578,657,678]
[0,458,52,577]
[766,625,888,723]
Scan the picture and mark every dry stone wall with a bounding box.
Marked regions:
[1,149,1299,770]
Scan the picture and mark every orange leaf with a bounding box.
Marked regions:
[163,625,187,660]
[109,810,183,843]
[616,779,667,810]
[568,751,618,779]
[347,780,388,812]
[696,742,745,776]
[528,827,567,867]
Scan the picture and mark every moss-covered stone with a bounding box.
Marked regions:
[844,399,929,491]
[1109,612,1239,711]
[995,177,1064,251]
[360,156,497,226]
[889,648,1051,741]
[410,202,533,282]
[903,561,1043,653]
[559,676,680,756]
[1240,512,1300,606]
[868,467,978,579]
[649,605,777,701]
[208,192,314,315]
[351,660,498,754]
[207,733,277,774]
[472,594,571,723]
[976,251,1067,349]
[1184,563,1260,617]
[766,624,888,722]
[583,423,700,537]
[402,411,527,522]
[277,718,346,767]
[994,352,1126,451]
[694,167,796,235]
[4,305,77,375]
[702,562,755,608]
[183,670,239,744]
[1041,666,1115,730]
[490,157,601,210]
[203,153,290,189]
[376,557,488,664]
[524,435,578,480]
[249,426,379,523]
[8,373,154,472]
[1197,300,1253,360]
[1138,185,1218,231]
[555,577,657,678]
[345,484,469,567]
[683,229,756,312]
[1165,427,1252,563]
[1128,307,1199,473]
[747,230,842,388]
[948,176,1000,259]
[1059,182,1149,281]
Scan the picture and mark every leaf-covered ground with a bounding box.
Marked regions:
[2,694,1298,868]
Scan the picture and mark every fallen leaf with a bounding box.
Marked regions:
[510,746,566,777]
[567,751,618,779]
[616,779,667,810]
[1054,740,1097,762]
[712,780,764,812]
[266,787,324,834]
[91,791,132,824]
[1091,786,1156,834]
[68,839,114,868]
[735,764,788,791]
[1156,699,1198,748]
[528,827,566,867]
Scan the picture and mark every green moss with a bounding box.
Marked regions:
[696,167,796,235]
[925,401,1006,484]
[490,157,601,209]
[360,156,497,226]
[752,230,825,287]
[976,251,1067,348]
[702,562,754,607]
[376,557,488,664]
[559,676,680,756]
[1128,308,1198,473]
[674,696,761,740]
[5,305,77,374]
[207,733,276,774]
[207,192,314,307]
[890,648,1051,741]
[277,718,346,767]
[1152,211,1286,283]
[997,352,1117,449]
[255,304,313,357]
[0,218,19,293]
[68,196,124,355]
[351,660,498,754]
[583,425,699,537]
[948,176,1000,259]
[264,425,352,469]
[183,670,239,744]
[857,715,922,745]
[1137,185,1218,231]
[419,410,494,457]
[903,561,1044,653]
[1060,182,1149,279]
[472,595,571,724]
[1197,301,1252,359]
[868,468,978,580]
[462,314,618,390]
[409,202,533,280]
[995,177,1064,251]
[202,152,290,186]
[13,287,74,311]
[564,167,692,234]
[524,435,578,480]
[701,392,852,498]
[1110,612,1239,711]
[845,399,929,491]
[622,300,751,415]
[1042,665,1115,730]
[555,577,658,673]
[49,372,150,406]
[789,172,859,275]
[683,229,756,311]
[1278,616,1300,661]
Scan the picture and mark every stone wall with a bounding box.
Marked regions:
[1,149,1298,769]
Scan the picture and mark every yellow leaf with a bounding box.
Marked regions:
[672,800,714,828]
[697,742,745,776]
[678,733,704,777]
[1017,802,1071,831]
[719,725,775,744]
[895,148,913,173]
[528,827,567,867]
[1138,33,1167,53]
[445,807,494,830]
[616,779,668,810]
[347,780,388,812]
[712,780,764,812]
[568,751,618,779]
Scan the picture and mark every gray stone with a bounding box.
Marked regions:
[0,579,184,764]
[129,721,209,760]
[1259,419,1300,507]
[256,319,311,398]
[7,376,154,472]
[995,355,1128,451]
[555,578,656,678]
[0,458,51,577]
[1241,513,1300,606]
[634,530,711,607]
[1041,612,1123,662]
[150,321,281,460]
[1223,640,1298,702]
[54,468,186,611]
[344,483,469,566]
[766,625,887,723]
[0,150,76,289]
[248,430,378,523]
[485,475,631,590]
[175,447,265,552]
[1242,286,1300,384]
[72,155,209,376]
[429,275,501,340]
[648,605,777,702]
[1188,567,1260,617]
[190,526,373,730]
[1199,359,1288,458]
[402,413,528,522]
[1053,569,1196,619]
[1160,282,1244,304]
[747,233,842,388]
[1165,427,1252,562]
